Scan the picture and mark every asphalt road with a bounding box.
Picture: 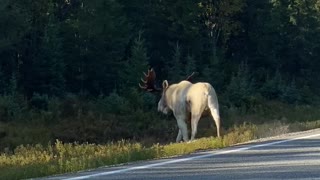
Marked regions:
[41,128,320,180]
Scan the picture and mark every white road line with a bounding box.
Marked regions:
[63,132,320,180]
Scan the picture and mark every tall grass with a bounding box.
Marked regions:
[1,98,320,180]
[0,123,251,180]
[2,120,319,180]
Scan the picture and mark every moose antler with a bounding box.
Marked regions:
[139,68,199,91]
[185,72,199,82]
[139,68,162,92]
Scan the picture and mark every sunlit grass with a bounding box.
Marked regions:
[0,123,252,180]
[1,119,320,180]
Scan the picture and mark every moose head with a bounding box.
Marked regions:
[139,68,221,142]
[139,68,197,115]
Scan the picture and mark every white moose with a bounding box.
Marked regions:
[139,68,221,142]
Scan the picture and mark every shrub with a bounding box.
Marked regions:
[96,90,131,114]
[280,79,301,104]
[225,62,256,109]
[260,70,284,100]
[30,93,49,111]
[223,122,257,146]
[0,94,28,122]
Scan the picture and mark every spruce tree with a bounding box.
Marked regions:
[166,42,184,83]
[121,31,149,89]
[63,0,131,95]
[185,54,196,76]
[31,2,65,96]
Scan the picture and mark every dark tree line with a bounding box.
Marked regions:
[1,0,319,101]
[0,0,320,147]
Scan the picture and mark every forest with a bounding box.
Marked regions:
[0,0,320,150]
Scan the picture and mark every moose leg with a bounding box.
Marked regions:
[176,129,182,142]
[176,116,189,142]
[190,114,201,141]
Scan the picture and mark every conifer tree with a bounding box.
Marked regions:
[166,42,184,83]
[30,2,65,96]
[121,31,149,89]
[185,54,196,76]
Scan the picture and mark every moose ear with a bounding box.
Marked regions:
[162,80,169,89]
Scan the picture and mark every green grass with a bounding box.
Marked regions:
[1,119,319,180]
[1,100,320,180]
[0,123,250,180]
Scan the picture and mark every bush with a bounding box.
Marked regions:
[280,79,301,104]
[223,122,257,146]
[0,94,28,122]
[30,93,49,110]
[260,72,304,104]
[225,62,256,109]
[96,90,131,114]
[260,71,284,100]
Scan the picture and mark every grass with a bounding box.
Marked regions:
[1,119,320,180]
[0,123,252,180]
[1,101,320,179]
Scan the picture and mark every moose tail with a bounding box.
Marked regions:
[207,85,221,137]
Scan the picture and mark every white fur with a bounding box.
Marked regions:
[158,80,221,142]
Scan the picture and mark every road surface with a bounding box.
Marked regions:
[41,128,320,180]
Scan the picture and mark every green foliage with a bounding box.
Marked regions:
[8,73,18,95]
[260,71,284,100]
[30,93,49,110]
[0,125,255,180]
[1,101,320,179]
[226,62,255,108]
[8,118,320,180]
[141,92,157,110]
[185,54,197,75]
[300,85,317,104]
[198,0,246,60]
[280,79,301,104]
[0,1,320,178]
[0,69,7,94]
[18,1,64,97]
[0,94,27,122]
[120,31,149,89]
[0,122,51,151]
[96,91,131,114]
[0,0,319,100]
[260,72,302,104]
[63,0,131,95]
[0,0,29,50]
[223,122,257,146]
[0,139,161,179]
[166,42,184,82]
